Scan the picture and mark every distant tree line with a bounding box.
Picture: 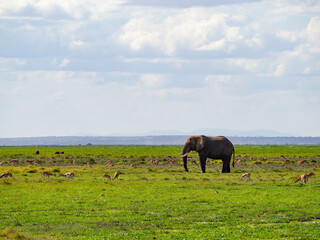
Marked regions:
[0,136,320,146]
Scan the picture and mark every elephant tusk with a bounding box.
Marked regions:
[180,153,188,158]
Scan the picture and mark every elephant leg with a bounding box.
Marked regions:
[199,155,207,173]
[221,156,231,173]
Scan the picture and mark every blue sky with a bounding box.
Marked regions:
[1,0,319,137]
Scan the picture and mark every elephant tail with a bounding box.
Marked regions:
[232,147,235,168]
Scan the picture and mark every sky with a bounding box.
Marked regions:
[0,0,320,138]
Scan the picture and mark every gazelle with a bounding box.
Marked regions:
[239,173,251,181]
[25,160,33,164]
[9,159,18,165]
[298,160,307,165]
[130,164,137,168]
[87,162,92,168]
[113,172,120,180]
[59,172,74,180]
[235,160,241,165]
[191,160,199,167]
[0,171,12,178]
[34,160,41,165]
[103,173,111,180]
[41,171,56,179]
[166,159,176,166]
[294,172,314,184]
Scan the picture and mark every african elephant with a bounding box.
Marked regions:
[181,135,235,173]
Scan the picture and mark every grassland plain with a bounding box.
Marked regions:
[0,145,319,240]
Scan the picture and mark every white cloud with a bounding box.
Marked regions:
[59,58,70,67]
[306,16,320,43]
[276,31,300,42]
[0,0,125,20]
[197,39,226,51]
[275,64,285,77]
[228,58,261,72]
[119,9,248,55]
[139,74,167,88]
[1,0,320,137]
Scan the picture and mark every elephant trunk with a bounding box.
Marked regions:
[232,147,235,168]
[182,144,190,172]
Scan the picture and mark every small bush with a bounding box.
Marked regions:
[51,167,61,173]
[23,166,37,173]
[0,228,27,239]
[253,160,262,165]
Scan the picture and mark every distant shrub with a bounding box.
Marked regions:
[280,167,293,172]
[253,160,262,165]
[51,167,61,173]
[88,158,95,164]
[23,166,37,173]
[0,228,26,239]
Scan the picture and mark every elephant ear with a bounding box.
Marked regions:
[196,136,206,151]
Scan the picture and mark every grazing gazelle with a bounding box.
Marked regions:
[41,171,56,179]
[25,160,33,165]
[294,172,314,184]
[235,160,241,165]
[34,160,41,165]
[59,172,74,180]
[239,173,251,181]
[0,171,12,178]
[103,173,111,180]
[166,159,176,166]
[130,164,137,168]
[9,159,18,165]
[298,160,307,165]
[113,172,120,180]
[191,160,199,167]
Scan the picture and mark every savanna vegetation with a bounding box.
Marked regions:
[0,145,319,239]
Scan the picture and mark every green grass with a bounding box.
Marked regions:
[0,145,319,239]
